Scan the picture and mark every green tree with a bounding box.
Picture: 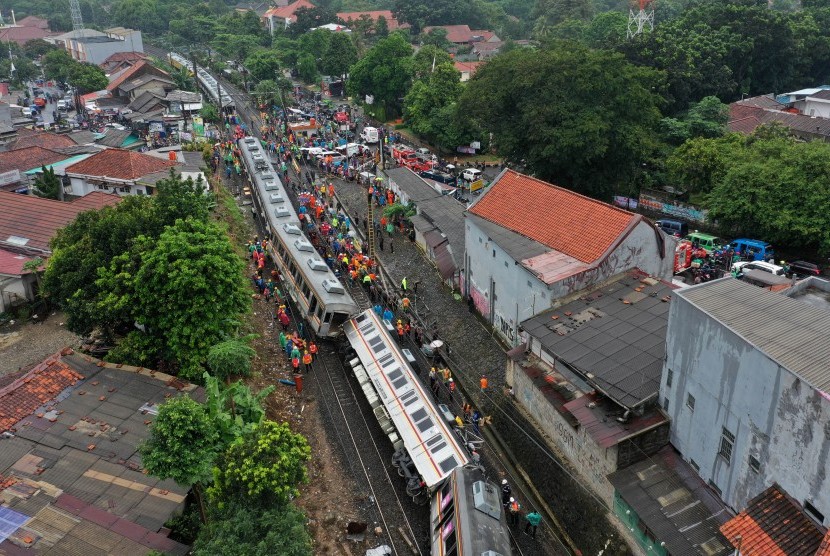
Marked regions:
[392,0,486,34]
[404,62,463,148]
[245,49,283,82]
[141,396,219,521]
[68,62,109,93]
[209,421,311,509]
[660,96,729,145]
[347,32,413,117]
[201,103,220,123]
[582,11,627,49]
[42,50,74,82]
[254,79,281,105]
[296,54,319,84]
[202,374,273,447]
[32,166,62,200]
[374,15,390,38]
[111,0,165,34]
[170,66,195,92]
[421,28,451,49]
[665,135,742,194]
[289,6,338,37]
[193,504,312,556]
[207,337,257,381]
[101,218,249,378]
[22,39,57,59]
[460,42,664,199]
[322,32,358,79]
[533,0,594,38]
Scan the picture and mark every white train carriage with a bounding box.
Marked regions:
[344,310,470,494]
[239,137,357,336]
[169,52,234,108]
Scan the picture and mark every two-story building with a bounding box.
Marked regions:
[661,276,830,528]
[464,169,675,345]
[64,148,177,197]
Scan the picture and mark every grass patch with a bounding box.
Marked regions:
[212,177,251,253]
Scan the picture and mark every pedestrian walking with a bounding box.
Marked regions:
[501,479,512,507]
[302,350,313,373]
[525,511,541,538]
[429,367,436,390]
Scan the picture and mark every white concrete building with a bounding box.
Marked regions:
[464,169,676,345]
[52,27,143,65]
[661,277,830,526]
[64,148,177,197]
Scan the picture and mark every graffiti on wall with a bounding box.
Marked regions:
[494,312,516,341]
[470,284,489,316]
[638,193,708,223]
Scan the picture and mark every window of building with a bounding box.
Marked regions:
[492,249,496,258]
[748,455,761,474]
[666,369,673,387]
[690,459,700,472]
[662,397,669,411]
[504,261,508,267]
[804,500,825,524]
[719,427,735,464]
[686,393,695,411]
[478,236,482,243]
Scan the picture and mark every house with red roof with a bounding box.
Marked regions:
[64,148,178,197]
[99,51,149,74]
[464,169,675,342]
[0,190,119,308]
[0,16,59,45]
[422,25,500,45]
[0,146,72,193]
[262,0,315,33]
[336,10,403,31]
[454,61,483,82]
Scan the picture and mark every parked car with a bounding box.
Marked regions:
[684,232,725,254]
[786,260,821,277]
[732,260,786,276]
[656,219,688,237]
[21,107,33,117]
[461,168,482,182]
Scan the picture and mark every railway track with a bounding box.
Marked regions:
[311,340,428,555]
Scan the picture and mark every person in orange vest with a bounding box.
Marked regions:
[401,296,411,312]
[397,321,405,343]
[292,356,300,373]
[448,378,456,402]
[508,498,521,525]
[309,341,318,359]
[480,375,489,391]
[328,183,335,198]
[302,350,313,373]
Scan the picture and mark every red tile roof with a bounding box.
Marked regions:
[720,484,826,556]
[468,170,640,264]
[263,0,315,22]
[99,51,148,72]
[423,24,474,43]
[9,130,77,151]
[817,531,830,556]
[0,146,68,174]
[0,191,121,253]
[16,16,50,30]
[65,148,176,180]
[0,351,85,433]
[0,26,58,45]
[470,29,496,41]
[336,10,403,30]
[454,61,483,75]
[0,249,37,276]
[106,60,155,93]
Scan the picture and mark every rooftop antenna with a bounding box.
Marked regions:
[70,0,85,31]
[627,0,654,39]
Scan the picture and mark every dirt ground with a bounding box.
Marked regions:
[0,312,81,376]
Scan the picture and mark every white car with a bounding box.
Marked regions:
[732,260,785,276]
[21,107,33,117]
[300,146,325,157]
[461,168,482,182]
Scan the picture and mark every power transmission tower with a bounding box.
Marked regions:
[627,0,654,39]
[69,0,85,31]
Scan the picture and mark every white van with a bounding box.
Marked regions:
[335,143,362,157]
[360,126,379,144]
[461,168,482,182]
[57,99,69,111]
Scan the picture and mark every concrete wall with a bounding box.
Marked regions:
[0,273,35,312]
[67,177,147,196]
[801,99,830,119]
[661,294,830,523]
[465,218,675,344]
[512,359,619,504]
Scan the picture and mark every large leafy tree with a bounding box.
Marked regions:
[322,32,358,79]
[101,218,249,378]
[207,337,257,381]
[404,61,464,149]
[532,0,595,38]
[245,49,283,82]
[660,96,729,145]
[68,62,109,93]
[111,0,165,34]
[209,421,311,510]
[193,504,312,556]
[347,32,413,117]
[391,0,487,34]
[459,42,664,199]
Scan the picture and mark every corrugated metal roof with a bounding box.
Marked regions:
[521,270,674,408]
[679,278,830,394]
[608,446,732,556]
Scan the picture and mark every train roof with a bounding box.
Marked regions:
[451,466,512,556]
[344,310,469,488]
[169,52,234,107]
[239,138,356,312]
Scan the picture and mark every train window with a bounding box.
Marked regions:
[411,408,428,424]
[302,283,311,299]
[387,369,404,384]
[379,353,395,368]
[331,312,350,328]
[401,390,418,407]
[316,305,323,319]
[426,435,447,454]
[309,295,318,314]
[392,376,407,390]
[323,312,333,324]
[444,530,458,556]
[439,456,459,474]
[369,335,384,352]
[415,417,434,433]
